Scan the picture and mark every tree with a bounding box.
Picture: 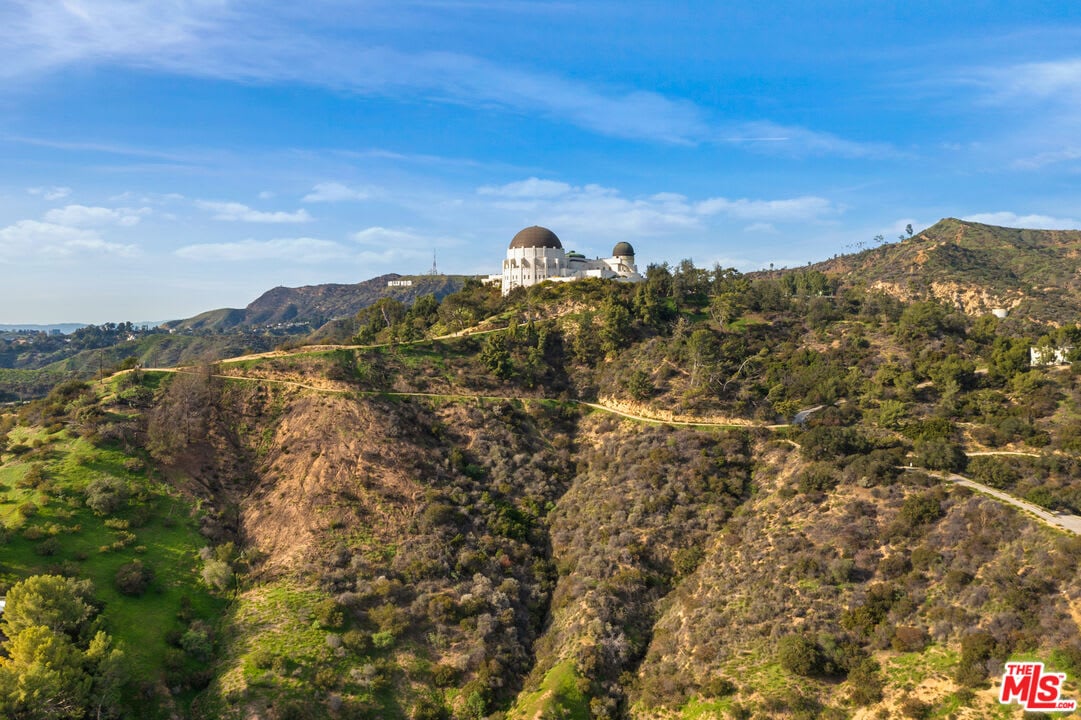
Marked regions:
[480,332,513,378]
[0,576,128,720]
[0,626,90,720]
[686,329,720,390]
[0,575,94,639]
[599,299,633,354]
[913,438,966,472]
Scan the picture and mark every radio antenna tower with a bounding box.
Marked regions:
[429,251,439,275]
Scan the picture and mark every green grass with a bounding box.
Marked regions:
[882,645,958,688]
[677,696,736,719]
[209,579,409,718]
[0,432,222,683]
[509,660,590,720]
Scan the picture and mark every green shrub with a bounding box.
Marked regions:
[181,625,213,662]
[777,634,826,677]
[431,663,459,687]
[342,629,372,655]
[313,598,345,629]
[249,647,275,670]
[201,558,233,592]
[372,631,395,649]
[114,559,154,596]
[84,477,128,515]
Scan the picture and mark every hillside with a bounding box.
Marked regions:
[4,258,1081,719]
[164,274,468,333]
[810,218,1081,323]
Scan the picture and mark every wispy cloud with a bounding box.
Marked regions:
[175,237,346,262]
[43,204,150,227]
[962,211,1080,230]
[1014,147,1081,169]
[0,219,137,262]
[478,178,572,198]
[473,178,843,243]
[303,182,376,203]
[696,195,842,221]
[722,122,898,159]
[196,200,313,223]
[27,185,71,200]
[972,57,1081,103]
[0,3,894,153]
[352,226,463,249]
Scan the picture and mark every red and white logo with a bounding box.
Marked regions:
[999,661,1077,712]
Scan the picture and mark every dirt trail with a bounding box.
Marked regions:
[134,362,1081,538]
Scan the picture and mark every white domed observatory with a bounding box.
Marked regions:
[495,226,643,295]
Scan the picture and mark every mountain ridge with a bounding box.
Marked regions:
[163,273,469,332]
[809,218,1081,321]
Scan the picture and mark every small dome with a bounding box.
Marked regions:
[510,226,562,250]
[612,241,635,256]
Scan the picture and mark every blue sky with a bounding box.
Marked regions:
[3,1,1081,323]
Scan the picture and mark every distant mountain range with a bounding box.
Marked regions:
[0,323,91,334]
[810,218,1081,321]
[162,273,469,332]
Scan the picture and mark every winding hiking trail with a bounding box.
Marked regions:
[133,333,1081,538]
[139,365,779,430]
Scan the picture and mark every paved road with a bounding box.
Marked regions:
[905,468,1081,536]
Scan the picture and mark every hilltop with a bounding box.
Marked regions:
[0,274,469,401]
[810,218,1081,322]
[164,274,468,333]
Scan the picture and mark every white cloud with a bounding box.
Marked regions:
[1014,147,1081,169]
[974,58,1081,103]
[352,226,462,249]
[196,200,312,223]
[0,3,893,152]
[962,212,1080,230]
[175,237,346,262]
[109,191,185,204]
[696,195,841,222]
[471,178,844,244]
[302,182,374,203]
[478,178,573,198]
[0,219,137,262]
[43,204,150,227]
[27,185,71,200]
[0,2,705,143]
[721,122,897,159]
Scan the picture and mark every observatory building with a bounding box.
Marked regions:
[495,226,643,295]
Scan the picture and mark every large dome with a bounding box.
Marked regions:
[509,226,562,250]
[612,241,635,256]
